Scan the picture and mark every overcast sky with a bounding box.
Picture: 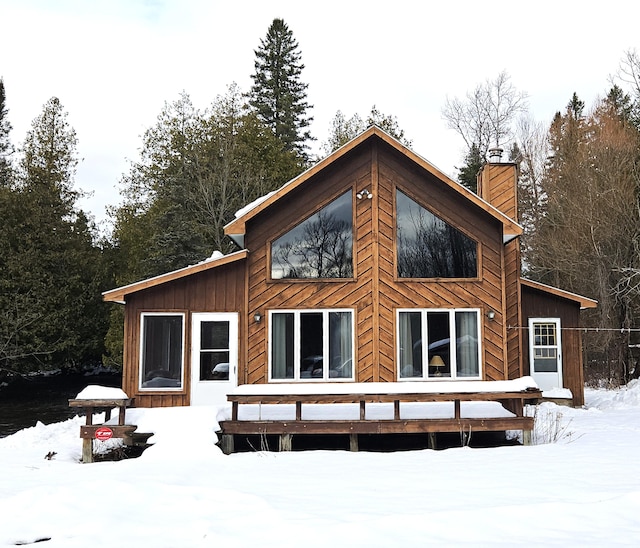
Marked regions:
[2,0,638,229]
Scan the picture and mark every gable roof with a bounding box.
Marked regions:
[224,126,523,244]
[521,278,598,309]
[102,250,247,304]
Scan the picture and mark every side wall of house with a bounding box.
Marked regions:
[521,286,584,406]
[244,138,508,383]
[120,260,246,407]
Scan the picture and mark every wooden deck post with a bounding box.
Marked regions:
[220,434,234,455]
[295,401,302,421]
[280,433,292,452]
[232,401,239,421]
[523,429,532,446]
[428,432,437,450]
[349,433,359,452]
[82,438,94,463]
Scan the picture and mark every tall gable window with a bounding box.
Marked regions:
[396,189,478,278]
[271,191,353,279]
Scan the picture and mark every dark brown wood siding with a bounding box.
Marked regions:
[120,260,246,407]
[521,285,584,406]
[505,239,523,380]
[245,138,510,384]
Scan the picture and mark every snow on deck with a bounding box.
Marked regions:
[231,376,539,396]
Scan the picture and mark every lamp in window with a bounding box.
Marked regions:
[429,355,445,377]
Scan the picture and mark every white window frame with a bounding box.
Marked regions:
[268,309,355,382]
[396,308,482,381]
[528,317,563,387]
[139,312,185,391]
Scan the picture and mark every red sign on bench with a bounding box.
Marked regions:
[94,427,113,441]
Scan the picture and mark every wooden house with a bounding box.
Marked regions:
[103,127,596,438]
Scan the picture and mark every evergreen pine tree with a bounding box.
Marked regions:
[105,87,301,366]
[322,105,411,155]
[0,97,108,373]
[457,143,484,192]
[249,18,313,158]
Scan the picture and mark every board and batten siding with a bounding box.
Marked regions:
[244,138,511,384]
[121,260,246,407]
[521,285,584,406]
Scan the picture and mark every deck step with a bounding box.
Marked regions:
[124,431,154,446]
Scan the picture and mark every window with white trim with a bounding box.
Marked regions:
[397,309,481,379]
[139,313,184,390]
[269,310,354,381]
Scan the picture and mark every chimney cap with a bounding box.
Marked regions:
[488,147,504,163]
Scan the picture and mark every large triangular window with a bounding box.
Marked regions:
[396,189,477,278]
[271,191,353,279]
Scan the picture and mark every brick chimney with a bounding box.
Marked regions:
[477,148,518,221]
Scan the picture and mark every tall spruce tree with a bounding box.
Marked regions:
[249,18,313,158]
[456,143,483,192]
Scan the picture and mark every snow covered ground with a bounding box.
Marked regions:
[1,383,640,547]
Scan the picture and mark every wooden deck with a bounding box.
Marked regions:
[218,382,542,453]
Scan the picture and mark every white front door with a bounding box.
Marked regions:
[529,318,563,391]
[190,313,238,406]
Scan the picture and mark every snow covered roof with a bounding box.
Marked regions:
[224,126,523,244]
[102,250,247,304]
[521,278,598,309]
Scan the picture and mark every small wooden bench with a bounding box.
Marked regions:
[69,397,139,463]
[219,383,543,453]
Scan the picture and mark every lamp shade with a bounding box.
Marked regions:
[429,355,445,367]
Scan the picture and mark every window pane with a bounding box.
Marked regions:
[455,311,479,377]
[272,313,294,379]
[200,351,230,381]
[300,313,323,378]
[396,190,477,278]
[427,312,450,377]
[534,351,558,372]
[271,191,353,279]
[141,315,183,389]
[201,321,229,350]
[534,323,557,346]
[399,312,422,378]
[329,311,352,378]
